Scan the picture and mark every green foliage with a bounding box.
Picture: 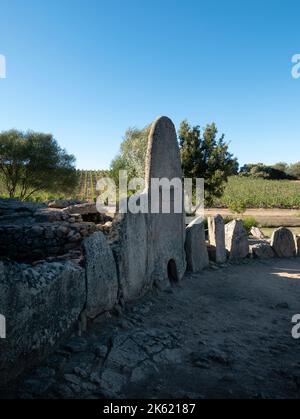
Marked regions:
[213,176,300,208]
[240,162,295,180]
[179,120,238,206]
[228,199,246,215]
[110,126,150,186]
[287,162,300,180]
[0,129,78,200]
[242,216,258,235]
[272,162,289,173]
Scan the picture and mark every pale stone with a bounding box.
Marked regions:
[225,220,249,260]
[110,116,186,300]
[271,227,296,258]
[110,211,150,301]
[145,117,186,288]
[208,214,226,263]
[185,217,209,272]
[250,226,265,240]
[82,232,118,318]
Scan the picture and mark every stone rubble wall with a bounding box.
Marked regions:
[0,222,97,262]
[0,260,86,385]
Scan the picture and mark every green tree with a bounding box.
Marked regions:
[110,126,150,185]
[0,129,78,200]
[179,120,238,206]
[272,162,288,174]
[240,162,293,180]
[287,162,300,180]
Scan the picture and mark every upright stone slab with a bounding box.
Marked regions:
[295,236,300,257]
[225,220,249,260]
[83,232,118,318]
[110,116,186,300]
[271,227,296,258]
[145,116,186,288]
[185,217,209,272]
[110,210,150,302]
[208,214,226,263]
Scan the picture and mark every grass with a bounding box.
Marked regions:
[1,173,300,211]
[213,176,300,209]
[261,227,300,238]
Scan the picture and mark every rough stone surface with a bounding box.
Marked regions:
[208,214,226,263]
[295,236,300,257]
[110,211,150,301]
[0,222,96,262]
[34,208,71,223]
[48,199,83,209]
[250,226,265,240]
[0,260,86,386]
[250,242,275,259]
[225,220,249,260]
[144,116,186,287]
[82,232,118,318]
[271,227,296,258]
[0,199,45,225]
[110,117,186,300]
[63,203,99,215]
[185,217,209,272]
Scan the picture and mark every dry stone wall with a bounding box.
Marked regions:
[0,260,86,385]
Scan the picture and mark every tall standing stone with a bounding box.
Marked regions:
[208,214,226,263]
[185,217,209,272]
[225,220,249,260]
[145,116,186,288]
[271,227,296,258]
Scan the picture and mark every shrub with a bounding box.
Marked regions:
[228,199,246,215]
[242,216,258,235]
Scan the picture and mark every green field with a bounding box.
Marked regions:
[1,172,300,210]
[212,176,300,209]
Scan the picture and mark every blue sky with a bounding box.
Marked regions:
[0,0,299,169]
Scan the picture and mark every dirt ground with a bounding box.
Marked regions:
[205,208,300,228]
[3,258,300,400]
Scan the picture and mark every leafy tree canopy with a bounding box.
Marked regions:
[287,162,300,180]
[179,120,238,206]
[0,129,78,200]
[110,126,150,185]
[110,120,238,206]
[240,162,295,180]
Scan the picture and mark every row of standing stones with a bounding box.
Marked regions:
[1,116,299,388]
[185,214,300,274]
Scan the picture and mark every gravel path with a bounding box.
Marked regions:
[4,258,300,399]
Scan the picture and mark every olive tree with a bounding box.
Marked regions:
[0,130,78,200]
